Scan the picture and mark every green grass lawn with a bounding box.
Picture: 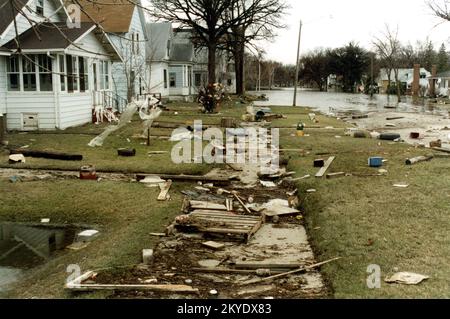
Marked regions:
[1,100,449,299]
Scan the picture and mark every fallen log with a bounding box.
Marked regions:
[406,155,433,165]
[10,149,83,161]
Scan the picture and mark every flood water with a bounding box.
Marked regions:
[251,88,448,116]
[0,223,78,295]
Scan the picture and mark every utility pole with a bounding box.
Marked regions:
[293,20,303,107]
[370,53,374,98]
[258,53,261,92]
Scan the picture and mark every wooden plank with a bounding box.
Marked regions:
[234,194,252,214]
[201,228,250,235]
[432,147,450,154]
[240,257,342,286]
[66,283,199,293]
[136,174,232,184]
[190,201,228,211]
[158,180,172,201]
[315,156,336,178]
[202,241,225,250]
[191,210,261,220]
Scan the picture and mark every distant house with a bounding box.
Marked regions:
[146,23,236,99]
[378,68,431,93]
[191,44,236,94]
[429,71,450,97]
[147,24,194,100]
[73,0,148,107]
[0,0,122,130]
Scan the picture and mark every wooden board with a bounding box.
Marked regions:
[315,156,336,178]
[190,201,228,211]
[158,180,172,201]
[178,211,264,242]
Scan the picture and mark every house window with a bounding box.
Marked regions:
[227,79,232,86]
[194,73,201,87]
[136,33,140,55]
[38,54,53,91]
[169,72,176,88]
[78,57,89,92]
[66,55,78,93]
[100,61,109,90]
[7,55,20,91]
[163,69,168,89]
[36,0,44,16]
[131,33,135,55]
[59,55,66,91]
[22,55,37,91]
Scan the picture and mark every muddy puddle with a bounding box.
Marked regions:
[0,223,83,295]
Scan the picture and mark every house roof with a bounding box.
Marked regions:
[66,0,135,33]
[0,0,28,36]
[3,21,122,61]
[170,43,193,63]
[146,22,172,61]
[430,70,450,79]
[4,22,96,50]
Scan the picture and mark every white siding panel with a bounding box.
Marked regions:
[0,57,6,114]
[6,93,56,130]
[59,93,92,129]
[150,62,169,97]
[67,32,109,58]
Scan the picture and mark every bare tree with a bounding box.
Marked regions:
[150,0,238,84]
[427,0,450,22]
[373,25,403,102]
[223,0,288,95]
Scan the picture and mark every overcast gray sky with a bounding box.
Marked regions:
[263,0,450,64]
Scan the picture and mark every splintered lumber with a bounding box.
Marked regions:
[10,149,82,161]
[315,156,336,178]
[65,271,199,293]
[158,180,172,201]
[326,172,345,179]
[406,155,433,165]
[190,201,228,211]
[178,211,264,242]
[240,257,341,286]
[233,194,252,214]
[136,174,232,185]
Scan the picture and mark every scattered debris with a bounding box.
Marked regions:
[368,157,383,168]
[260,181,277,188]
[202,241,225,250]
[261,199,300,217]
[8,154,26,164]
[326,172,345,179]
[117,148,136,157]
[236,285,276,296]
[240,257,341,286]
[409,132,420,139]
[379,133,401,141]
[9,175,22,183]
[314,159,325,168]
[158,180,172,201]
[385,272,429,285]
[80,165,97,180]
[140,175,166,187]
[393,183,409,188]
[77,230,100,242]
[142,249,154,264]
[429,140,442,148]
[315,156,336,178]
[41,218,50,223]
[386,117,404,121]
[406,155,433,165]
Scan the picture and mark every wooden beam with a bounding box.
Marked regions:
[315,156,336,178]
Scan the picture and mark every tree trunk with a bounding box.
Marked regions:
[208,41,217,84]
[234,47,245,95]
[394,69,401,103]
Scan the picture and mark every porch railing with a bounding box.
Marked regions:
[102,91,128,113]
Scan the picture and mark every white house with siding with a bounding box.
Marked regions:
[147,23,195,100]
[0,0,122,130]
[75,0,148,105]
